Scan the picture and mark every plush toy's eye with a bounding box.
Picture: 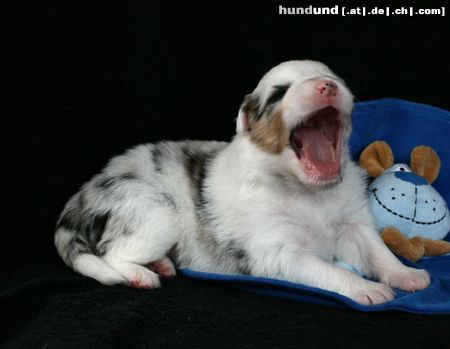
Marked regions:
[387,164,412,173]
[395,166,411,172]
[394,166,411,172]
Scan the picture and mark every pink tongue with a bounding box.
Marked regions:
[297,128,339,173]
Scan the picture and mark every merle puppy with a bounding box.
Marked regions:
[55,60,430,305]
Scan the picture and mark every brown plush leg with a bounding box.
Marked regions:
[423,239,450,256]
[380,227,425,262]
[407,237,426,262]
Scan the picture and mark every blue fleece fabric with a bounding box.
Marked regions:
[181,99,450,314]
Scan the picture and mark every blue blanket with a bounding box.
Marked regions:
[181,99,450,314]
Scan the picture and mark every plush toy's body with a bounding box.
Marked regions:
[369,165,450,240]
[360,141,450,261]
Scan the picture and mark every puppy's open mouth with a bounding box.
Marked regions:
[289,106,343,182]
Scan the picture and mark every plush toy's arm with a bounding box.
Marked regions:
[422,239,450,257]
[381,227,450,261]
[380,227,425,262]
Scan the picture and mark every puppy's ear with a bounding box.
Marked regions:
[236,94,259,134]
[359,141,394,177]
[410,146,441,184]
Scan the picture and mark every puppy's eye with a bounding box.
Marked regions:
[266,84,291,105]
[399,167,406,172]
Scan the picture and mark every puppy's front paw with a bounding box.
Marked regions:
[350,281,395,305]
[381,267,430,292]
[129,268,161,289]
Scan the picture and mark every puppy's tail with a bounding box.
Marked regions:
[54,214,126,286]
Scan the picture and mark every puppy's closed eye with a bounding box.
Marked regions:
[266,84,291,105]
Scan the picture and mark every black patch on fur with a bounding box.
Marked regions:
[237,263,252,276]
[225,240,251,275]
[187,150,220,210]
[56,194,115,261]
[74,236,87,245]
[78,192,87,211]
[96,172,137,190]
[184,147,244,273]
[96,238,112,256]
[86,212,110,249]
[56,207,93,264]
[96,177,113,189]
[241,85,289,123]
[266,84,291,106]
[65,237,92,263]
[185,152,205,182]
[233,248,247,260]
[155,192,178,210]
[56,209,82,232]
[151,146,164,173]
[56,215,74,231]
[120,173,137,181]
[161,192,178,210]
[196,161,209,208]
[225,240,247,260]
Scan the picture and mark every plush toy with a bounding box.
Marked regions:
[359,141,450,262]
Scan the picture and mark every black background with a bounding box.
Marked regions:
[2,1,450,347]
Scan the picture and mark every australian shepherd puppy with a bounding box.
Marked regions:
[55,60,430,304]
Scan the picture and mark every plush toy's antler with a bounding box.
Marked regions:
[359,141,395,177]
[410,146,441,184]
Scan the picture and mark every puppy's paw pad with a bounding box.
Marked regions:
[128,268,161,289]
[148,258,176,278]
[382,268,430,292]
[352,282,395,305]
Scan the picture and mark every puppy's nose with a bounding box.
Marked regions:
[315,80,338,97]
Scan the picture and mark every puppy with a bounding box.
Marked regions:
[55,60,430,305]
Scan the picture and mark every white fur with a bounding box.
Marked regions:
[55,60,430,304]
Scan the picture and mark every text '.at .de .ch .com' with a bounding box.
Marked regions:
[278,5,446,17]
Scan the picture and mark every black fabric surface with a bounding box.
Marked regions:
[2,1,450,347]
[2,265,450,349]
